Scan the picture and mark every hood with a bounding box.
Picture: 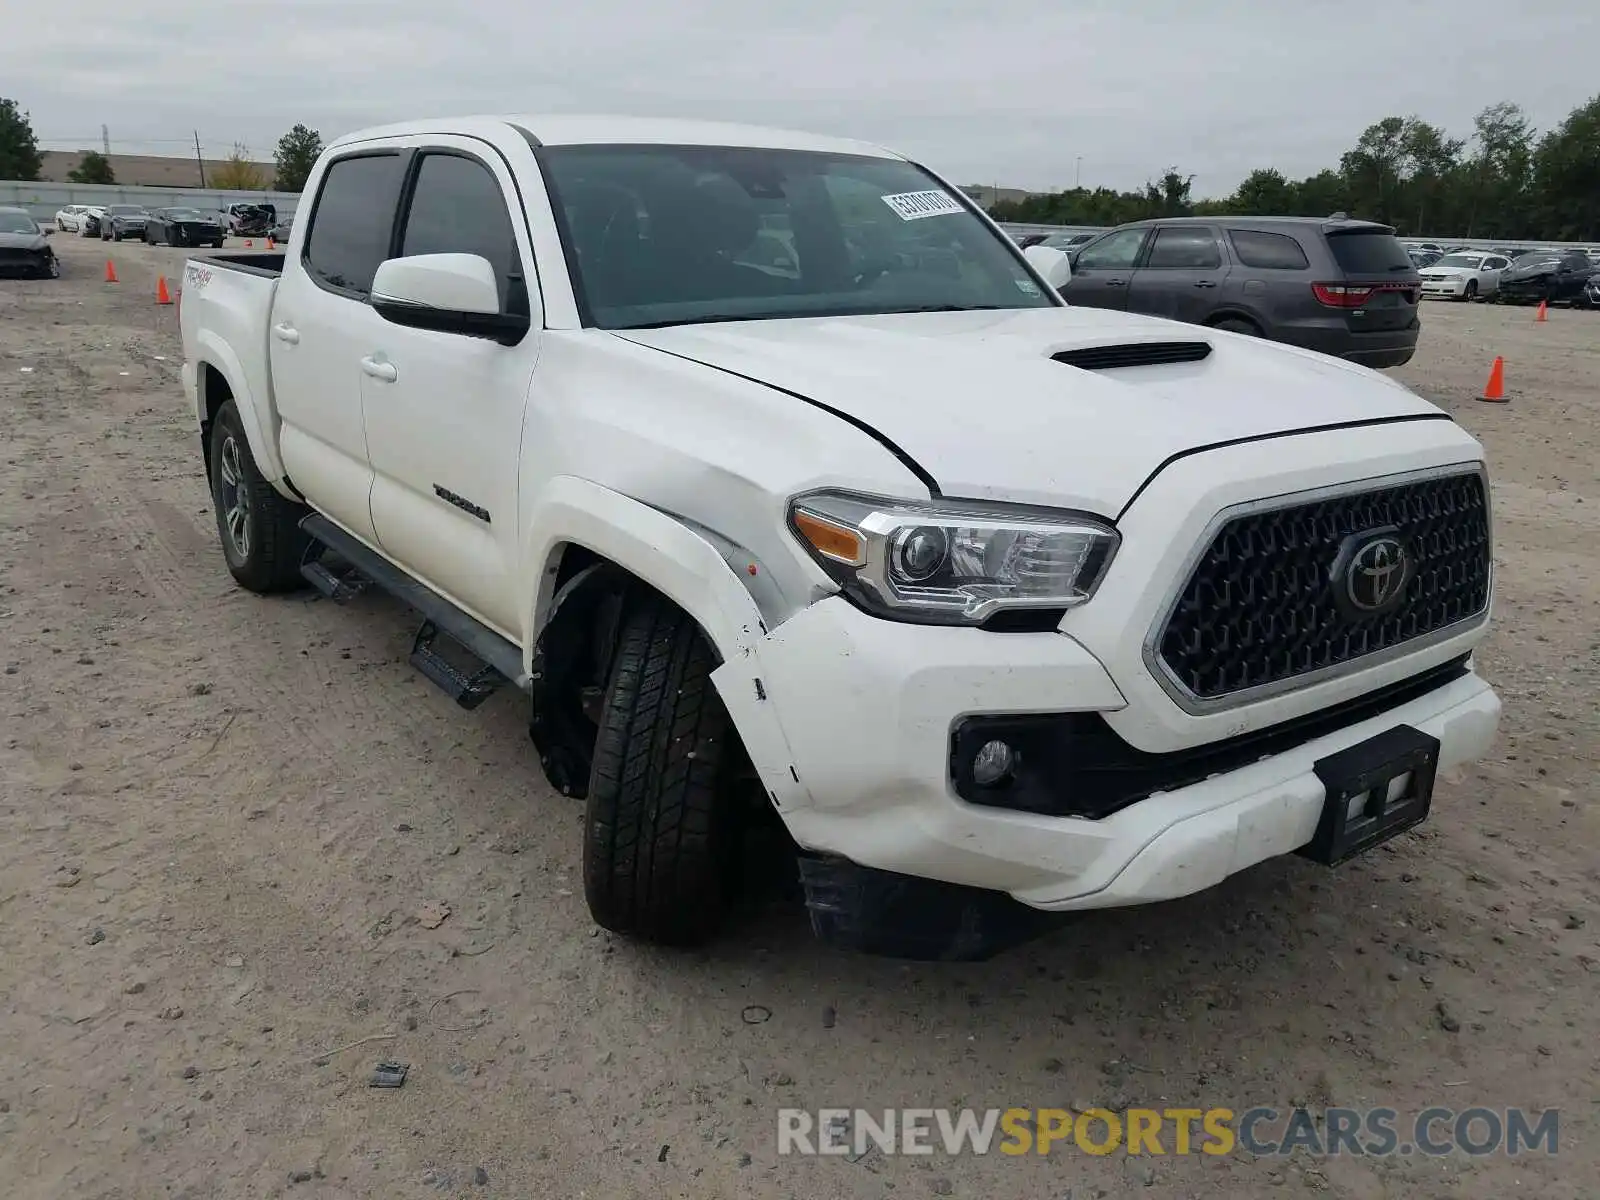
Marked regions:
[1419,265,1473,278]
[0,231,47,250]
[613,307,1440,516]
[1502,261,1560,281]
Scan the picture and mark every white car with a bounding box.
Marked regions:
[1418,252,1511,301]
[78,205,108,237]
[54,204,91,232]
[178,115,1501,959]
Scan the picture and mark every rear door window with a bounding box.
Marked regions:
[1228,230,1310,270]
[303,152,407,296]
[1326,230,1414,274]
[1144,226,1222,269]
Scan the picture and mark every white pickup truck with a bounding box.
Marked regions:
[179,115,1501,960]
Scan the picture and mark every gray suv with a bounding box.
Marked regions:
[1059,216,1421,368]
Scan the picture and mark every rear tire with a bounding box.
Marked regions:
[583,588,742,945]
[207,400,312,594]
[1211,317,1260,337]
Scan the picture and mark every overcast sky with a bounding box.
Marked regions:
[5,0,1596,196]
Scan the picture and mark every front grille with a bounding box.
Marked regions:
[1155,469,1491,703]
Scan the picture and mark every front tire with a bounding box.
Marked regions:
[583,589,743,945]
[1463,280,1478,301]
[207,400,312,593]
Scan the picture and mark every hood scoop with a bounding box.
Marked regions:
[1051,340,1212,371]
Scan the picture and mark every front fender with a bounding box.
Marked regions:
[192,330,288,486]
[522,475,812,812]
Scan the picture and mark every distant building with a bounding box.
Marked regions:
[960,184,1037,208]
[39,150,279,189]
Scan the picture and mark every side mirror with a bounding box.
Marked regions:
[1023,244,1073,290]
[41,227,52,237]
[370,253,528,345]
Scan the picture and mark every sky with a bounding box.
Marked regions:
[5,0,1596,198]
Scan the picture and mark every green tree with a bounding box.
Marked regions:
[1463,102,1536,237]
[1229,168,1293,215]
[273,123,323,192]
[68,150,115,185]
[0,97,44,181]
[212,143,268,191]
[1532,94,1600,240]
[1401,118,1465,234]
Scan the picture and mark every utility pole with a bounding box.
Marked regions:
[1075,156,1082,189]
[194,131,207,187]
[102,125,110,157]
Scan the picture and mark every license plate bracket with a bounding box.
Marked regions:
[1299,724,1440,867]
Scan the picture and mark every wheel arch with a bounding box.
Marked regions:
[191,337,290,490]
[521,476,810,811]
[1202,307,1265,334]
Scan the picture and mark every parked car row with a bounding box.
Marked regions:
[50,202,295,244]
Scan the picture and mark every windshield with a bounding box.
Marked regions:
[166,208,203,219]
[0,212,38,234]
[107,205,146,216]
[538,144,1055,329]
[1513,252,1560,267]
[1435,254,1483,268]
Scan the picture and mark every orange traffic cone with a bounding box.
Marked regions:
[104,259,118,284]
[156,276,173,305]
[266,236,276,250]
[1478,356,1506,403]
[1535,299,1548,322]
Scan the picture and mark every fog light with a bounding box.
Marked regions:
[972,739,1017,788]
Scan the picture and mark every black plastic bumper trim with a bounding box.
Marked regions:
[951,655,1470,820]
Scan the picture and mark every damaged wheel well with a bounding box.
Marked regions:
[528,544,730,798]
[197,363,233,473]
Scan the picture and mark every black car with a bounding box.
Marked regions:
[1059,215,1421,368]
[145,207,226,248]
[0,206,59,278]
[1496,251,1599,306]
[101,203,151,241]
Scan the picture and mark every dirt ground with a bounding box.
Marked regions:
[1,233,1596,1200]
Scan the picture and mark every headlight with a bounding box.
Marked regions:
[788,490,1119,626]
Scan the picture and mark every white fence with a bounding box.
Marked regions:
[1,179,301,224]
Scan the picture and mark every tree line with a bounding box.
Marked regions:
[0,99,325,193]
[992,97,1600,242]
[5,91,1597,239]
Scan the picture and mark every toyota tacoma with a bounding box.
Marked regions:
[178,115,1501,959]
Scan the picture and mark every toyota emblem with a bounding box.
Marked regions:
[1345,536,1410,613]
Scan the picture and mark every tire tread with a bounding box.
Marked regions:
[583,590,733,944]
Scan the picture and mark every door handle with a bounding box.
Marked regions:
[272,323,300,344]
[1193,280,1218,288]
[1105,277,1126,286]
[360,356,398,383]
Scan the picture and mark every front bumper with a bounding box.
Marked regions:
[0,247,53,274]
[1498,279,1552,302]
[755,595,1498,916]
[1419,277,1469,298]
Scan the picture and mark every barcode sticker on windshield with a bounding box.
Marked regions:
[881,190,965,221]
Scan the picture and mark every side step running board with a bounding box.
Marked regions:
[299,513,526,708]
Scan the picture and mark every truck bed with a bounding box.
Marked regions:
[205,251,286,277]
[179,250,291,485]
